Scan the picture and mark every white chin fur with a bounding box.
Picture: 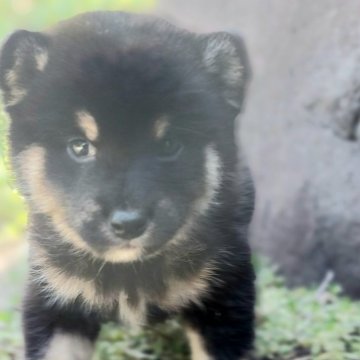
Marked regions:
[99,245,144,263]
[96,223,156,263]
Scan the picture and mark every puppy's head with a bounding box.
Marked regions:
[0,12,250,262]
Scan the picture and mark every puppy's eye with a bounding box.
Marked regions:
[67,138,96,162]
[157,137,183,161]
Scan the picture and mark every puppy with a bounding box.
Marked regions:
[0,11,255,360]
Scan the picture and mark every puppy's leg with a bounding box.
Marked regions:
[185,326,213,360]
[35,331,94,360]
[23,282,100,360]
[183,270,255,360]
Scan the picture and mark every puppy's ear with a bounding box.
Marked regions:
[0,30,50,107]
[200,32,251,113]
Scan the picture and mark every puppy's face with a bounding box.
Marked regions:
[0,12,249,262]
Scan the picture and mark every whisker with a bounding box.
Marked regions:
[95,260,107,279]
[172,125,209,137]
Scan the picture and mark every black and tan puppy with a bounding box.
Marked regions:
[0,11,255,360]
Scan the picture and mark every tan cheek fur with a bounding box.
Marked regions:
[195,144,222,214]
[16,145,88,252]
[40,331,94,360]
[165,144,222,249]
[152,146,222,311]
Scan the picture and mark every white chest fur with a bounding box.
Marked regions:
[118,291,146,326]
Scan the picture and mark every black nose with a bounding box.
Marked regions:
[110,209,148,240]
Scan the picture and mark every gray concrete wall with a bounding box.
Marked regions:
[157,0,360,297]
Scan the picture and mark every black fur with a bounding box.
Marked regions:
[0,11,255,359]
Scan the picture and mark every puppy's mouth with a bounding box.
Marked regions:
[85,222,157,263]
[98,242,145,263]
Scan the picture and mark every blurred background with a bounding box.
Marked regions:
[0,1,360,359]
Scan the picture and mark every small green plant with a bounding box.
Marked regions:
[255,261,360,360]
[95,320,189,360]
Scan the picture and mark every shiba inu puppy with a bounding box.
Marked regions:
[0,11,255,360]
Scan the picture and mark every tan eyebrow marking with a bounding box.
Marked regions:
[153,115,170,140]
[76,110,99,141]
